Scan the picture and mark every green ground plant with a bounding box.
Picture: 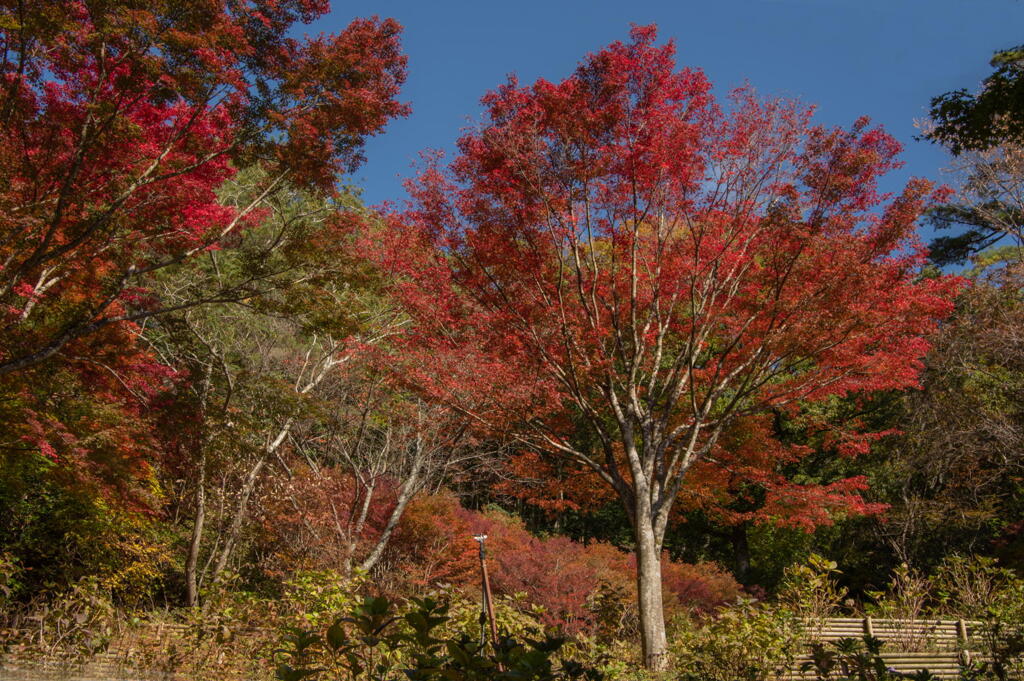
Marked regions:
[671,597,803,681]
[932,557,1024,680]
[273,594,604,681]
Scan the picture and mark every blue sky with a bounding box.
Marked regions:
[313,0,1023,229]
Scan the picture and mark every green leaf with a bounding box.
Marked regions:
[325,620,347,651]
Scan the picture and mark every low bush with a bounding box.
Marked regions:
[272,594,605,681]
[671,597,803,681]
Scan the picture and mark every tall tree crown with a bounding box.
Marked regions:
[377,26,960,471]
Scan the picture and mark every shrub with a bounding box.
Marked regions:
[280,569,366,629]
[659,560,742,615]
[864,564,933,651]
[778,554,848,624]
[468,510,626,633]
[0,456,173,611]
[932,556,1024,679]
[272,593,605,681]
[671,597,803,681]
[386,491,479,590]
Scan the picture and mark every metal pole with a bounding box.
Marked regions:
[473,534,500,650]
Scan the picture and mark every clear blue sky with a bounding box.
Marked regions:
[313,0,1023,227]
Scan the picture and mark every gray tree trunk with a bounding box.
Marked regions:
[635,510,668,671]
[185,451,207,607]
[359,446,426,573]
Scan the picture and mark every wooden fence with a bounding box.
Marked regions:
[787,617,985,680]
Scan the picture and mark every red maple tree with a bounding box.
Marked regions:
[370,26,962,668]
[0,1,408,497]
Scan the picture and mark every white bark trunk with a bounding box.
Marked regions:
[185,451,206,607]
[359,449,426,573]
[635,513,669,672]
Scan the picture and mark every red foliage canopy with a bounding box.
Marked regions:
[371,26,960,527]
[499,411,888,533]
[0,1,408,497]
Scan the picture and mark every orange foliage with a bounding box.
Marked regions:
[501,413,887,533]
[387,494,740,634]
[386,492,479,588]
[494,451,615,514]
[680,414,888,531]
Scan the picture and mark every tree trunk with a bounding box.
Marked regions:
[186,366,212,608]
[208,418,292,587]
[185,451,207,607]
[359,450,426,573]
[342,479,376,577]
[208,454,267,587]
[635,515,669,672]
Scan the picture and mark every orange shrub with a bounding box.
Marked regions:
[387,495,741,635]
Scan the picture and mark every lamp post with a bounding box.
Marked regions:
[473,534,499,650]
